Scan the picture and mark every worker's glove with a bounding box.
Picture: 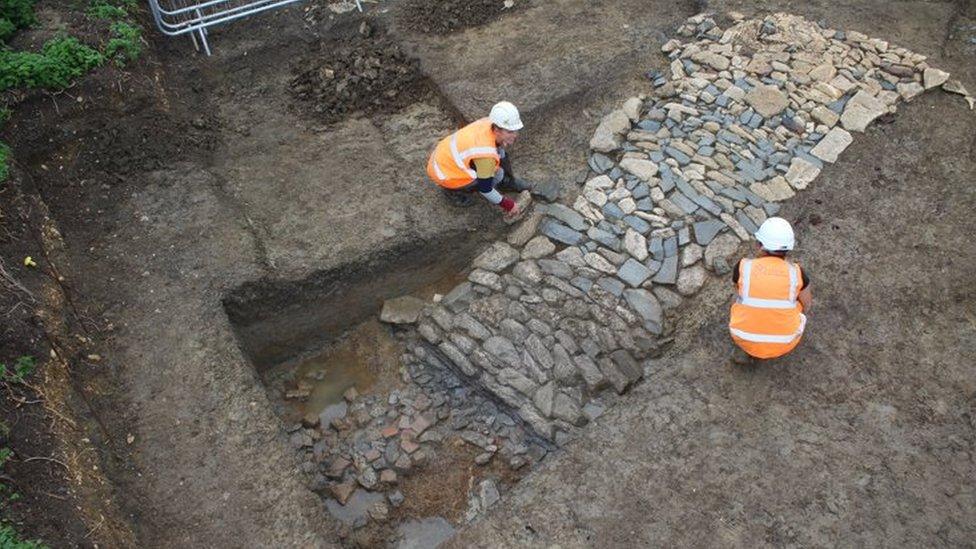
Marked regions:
[504,203,522,222]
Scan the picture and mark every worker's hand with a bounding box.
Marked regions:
[503,203,522,223]
[504,204,525,225]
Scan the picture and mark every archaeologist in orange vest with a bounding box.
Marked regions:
[426,101,533,221]
[729,217,813,363]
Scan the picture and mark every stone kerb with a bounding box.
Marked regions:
[408,12,966,444]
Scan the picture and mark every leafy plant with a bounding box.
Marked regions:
[0,36,104,90]
[86,1,127,20]
[0,142,10,183]
[0,19,15,42]
[104,21,141,66]
[0,0,36,43]
[0,357,46,548]
[0,523,43,549]
[0,356,35,384]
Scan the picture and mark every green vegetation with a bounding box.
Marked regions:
[0,0,144,91]
[0,0,36,42]
[87,0,138,19]
[0,143,10,184]
[0,356,35,384]
[0,524,44,549]
[0,36,104,90]
[94,0,144,67]
[0,356,46,549]
[105,21,141,66]
[0,0,143,183]
[87,2,127,20]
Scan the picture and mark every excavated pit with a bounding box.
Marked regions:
[223,236,479,386]
[221,234,549,545]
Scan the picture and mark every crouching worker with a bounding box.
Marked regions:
[729,217,812,363]
[426,101,532,222]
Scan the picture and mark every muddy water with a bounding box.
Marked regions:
[277,321,400,422]
[267,267,468,424]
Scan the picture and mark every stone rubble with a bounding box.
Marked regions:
[290,348,548,532]
[405,11,963,448]
[379,296,427,325]
[292,12,970,535]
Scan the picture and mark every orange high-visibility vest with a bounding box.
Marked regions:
[729,256,806,359]
[426,118,500,189]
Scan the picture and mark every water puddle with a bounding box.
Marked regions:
[265,320,401,424]
[324,490,387,527]
[263,268,469,425]
[394,517,456,549]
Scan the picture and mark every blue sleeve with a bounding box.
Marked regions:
[475,177,494,194]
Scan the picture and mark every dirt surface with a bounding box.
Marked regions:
[0,189,92,548]
[289,22,431,124]
[393,0,700,192]
[452,89,976,547]
[0,182,135,547]
[394,437,524,523]
[449,1,976,545]
[264,319,404,424]
[342,434,529,547]
[397,0,527,35]
[2,0,974,546]
[6,1,507,545]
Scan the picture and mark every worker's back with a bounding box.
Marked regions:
[729,255,806,359]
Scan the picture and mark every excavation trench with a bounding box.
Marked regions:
[221,233,546,544]
[223,235,480,411]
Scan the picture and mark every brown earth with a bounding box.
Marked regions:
[288,22,431,125]
[451,86,976,546]
[397,0,528,35]
[450,0,976,547]
[0,0,973,547]
[0,186,135,547]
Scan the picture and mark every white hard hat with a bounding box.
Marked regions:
[754,217,795,252]
[489,101,523,131]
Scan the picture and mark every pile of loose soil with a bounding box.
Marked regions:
[288,23,429,124]
[398,0,525,34]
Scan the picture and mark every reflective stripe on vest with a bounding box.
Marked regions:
[449,133,477,179]
[737,258,799,309]
[427,118,500,189]
[729,257,804,345]
[430,157,447,181]
[730,314,806,343]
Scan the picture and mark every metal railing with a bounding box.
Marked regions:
[147,0,361,55]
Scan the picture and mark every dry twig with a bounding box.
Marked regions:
[0,256,35,302]
[22,455,70,470]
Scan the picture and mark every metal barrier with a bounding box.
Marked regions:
[147,0,361,55]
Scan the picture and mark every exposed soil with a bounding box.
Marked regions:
[2,0,974,546]
[394,437,525,523]
[0,182,134,547]
[224,234,482,370]
[341,433,530,547]
[289,22,431,124]
[4,0,108,54]
[398,0,527,35]
[0,187,88,548]
[265,319,404,425]
[4,2,500,545]
[451,85,976,546]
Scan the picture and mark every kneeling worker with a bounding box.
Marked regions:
[426,101,533,221]
[729,217,813,362]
